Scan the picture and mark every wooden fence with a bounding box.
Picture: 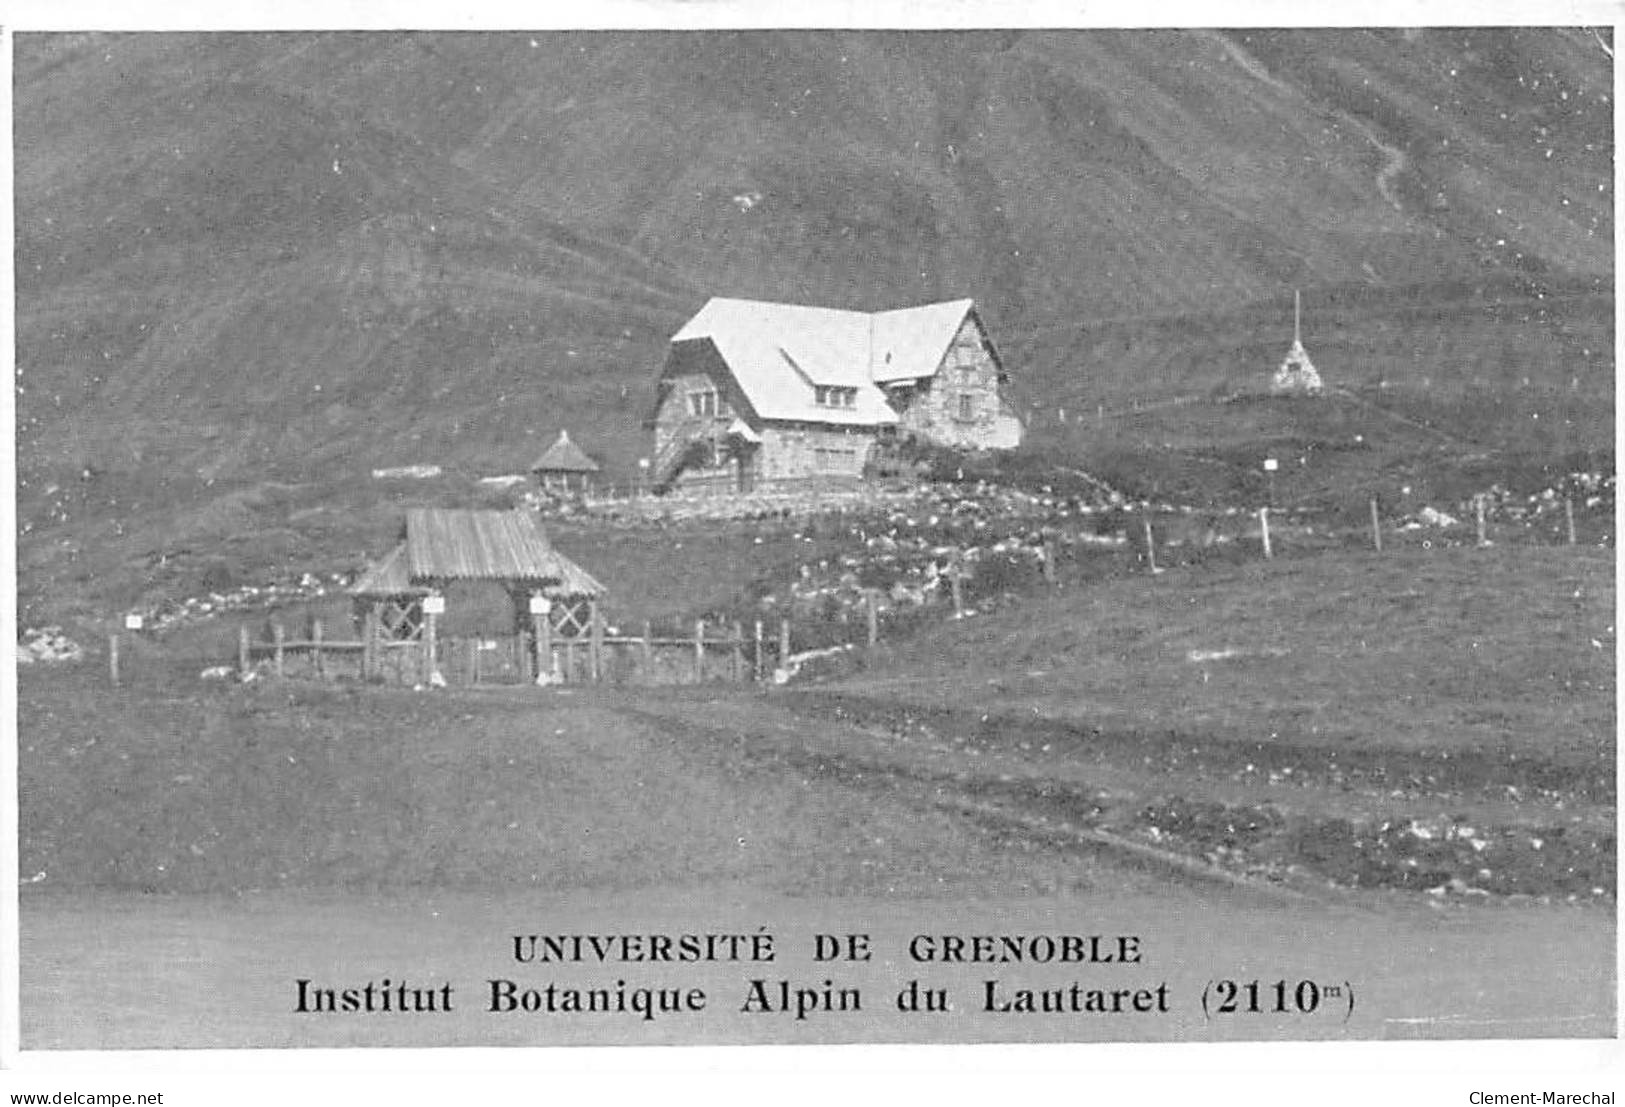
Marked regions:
[104,491,1601,690]
[231,616,800,688]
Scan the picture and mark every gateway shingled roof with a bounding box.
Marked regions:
[352,510,605,596]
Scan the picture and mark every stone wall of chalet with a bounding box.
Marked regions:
[653,369,737,472]
[756,424,874,485]
[894,315,1022,450]
[665,422,876,494]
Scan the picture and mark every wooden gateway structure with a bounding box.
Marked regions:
[244,507,787,687]
[350,508,606,685]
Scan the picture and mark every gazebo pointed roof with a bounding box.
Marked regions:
[530,430,600,474]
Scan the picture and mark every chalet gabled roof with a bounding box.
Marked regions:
[667,297,976,426]
[530,429,600,474]
[871,300,980,383]
[352,510,606,596]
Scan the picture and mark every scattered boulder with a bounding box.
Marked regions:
[372,464,442,480]
[775,643,854,684]
[17,627,84,665]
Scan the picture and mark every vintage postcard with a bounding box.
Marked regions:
[3,3,1618,1101]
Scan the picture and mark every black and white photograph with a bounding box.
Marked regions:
[3,6,1618,1101]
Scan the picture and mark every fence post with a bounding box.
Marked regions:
[1143,517,1160,574]
[865,590,879,647]
[108,633,120,688]
[1566,496,1577,546]
[589,598,604,684]
[1259,507,1272,560]
[1369,496,1383,552]
[533,603,551,683]
[694,619,706,683]
[1476,494,1488,546]
[312,618,324,680]
[1041,537,1056,584]
[754,620,764,681]
[363,606,379,681]
[423,609,439,684]
[273,622,286,678]
[779,618,791,670]
[238,625,251,678]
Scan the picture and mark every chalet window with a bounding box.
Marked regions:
[815,446,858,471]
[688,390,719,417]
[957,393,976,421]
[814,385,857,408]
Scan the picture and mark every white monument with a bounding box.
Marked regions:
[1271,290,1324,395]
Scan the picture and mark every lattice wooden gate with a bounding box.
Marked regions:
[548,596,594,639]
[443,635,531,685]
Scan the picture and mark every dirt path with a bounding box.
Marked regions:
[611,692,1317,904]
[1336,110,1410,212]
[1199,31,1410,214]
[1201,31,1295,98]
[615,686,1613,902]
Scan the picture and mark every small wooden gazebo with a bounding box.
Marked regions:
[530,429,601,494]
[350,508,606,682]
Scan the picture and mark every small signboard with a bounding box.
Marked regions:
[528,595,550,615]
[422,595,446,615]
[124,614,144,631]
[1263,457,1279,472]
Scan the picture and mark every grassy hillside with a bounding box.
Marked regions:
[19,546,1614,901]
[827,546,1615,760]
[13,28,1613,629]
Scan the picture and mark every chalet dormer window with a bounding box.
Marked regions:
[688,390,719,417]
[815,385,857,408]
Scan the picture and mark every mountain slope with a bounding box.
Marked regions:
[12,28,1613,622]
